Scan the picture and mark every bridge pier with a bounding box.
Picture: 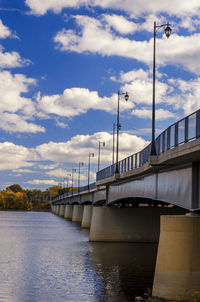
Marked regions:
[56,205,60,215]
[89,206,186,242]
[64,205,74,219]
[81,205,93,228]
[59,205,65,216]
[72,205,84,222]
[152,214,200,300]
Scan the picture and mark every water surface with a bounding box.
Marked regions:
[0,211,158,302]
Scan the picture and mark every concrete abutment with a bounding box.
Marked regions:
[152,214,200,300]
[72,205,84,222]
[81,205,93,228]
[64,205,74,219]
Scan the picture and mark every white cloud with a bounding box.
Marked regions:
[0,45,31,69]
[38,164,60,170]
[0,19,12,39]
[25,0,200,17]
[131,108,176,120]
[36,131,149,163]
[45,168,87,181]
[103,14,137,35]
[37,87,133,118]
[54,15,200,75]
[0,71,45,133]
[0,142,35,170]
[26,179,58,185]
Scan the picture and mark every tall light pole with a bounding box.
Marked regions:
[151,21,172,155]
[115,90,129,174]
[112,122,116,165]
[98,141,105,172]
[65,173,71,196]
[78,162,84,192]
[88,152,94,190]
[71,168,76,196]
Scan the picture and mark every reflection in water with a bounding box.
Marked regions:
[90,242,158,301]
[0,212,158,302]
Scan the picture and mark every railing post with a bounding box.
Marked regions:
[185,117,188,143]
[175,123,178,147]
[196,110,200,138]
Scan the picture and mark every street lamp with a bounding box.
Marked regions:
[88,152,94,190]
[98,141,105,172]
[151,21,172,155]
[78,162,84,192]
[115,90,129,174]
[71,168,76,196]
[112,122,116,165]
[65,173,71,196]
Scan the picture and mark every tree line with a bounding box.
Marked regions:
[0,184,65,211]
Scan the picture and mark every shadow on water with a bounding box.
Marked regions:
[89,242,158,301]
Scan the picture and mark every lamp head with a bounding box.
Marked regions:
[165,23,172,38]
[124,92,129,101]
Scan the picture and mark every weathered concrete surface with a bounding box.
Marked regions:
[81,205,93,228]
[64,205,74,219]
[59,205,65,216]
[56,205,60,215]
[89,206,187,242]
[152,214,200,300]
[72,205,84,222]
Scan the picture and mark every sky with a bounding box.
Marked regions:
[0,0,200,190]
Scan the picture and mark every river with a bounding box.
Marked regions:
[0,211,158,302]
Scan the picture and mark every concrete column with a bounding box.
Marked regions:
[72,205,84,223]
[81,205,93,228]
[64,205,74,219]
[89,206,187,242]
[59,205,65,216]
[56,206,60,215]
[152,214,200,300]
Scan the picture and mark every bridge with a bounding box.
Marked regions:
[51,109,200,301]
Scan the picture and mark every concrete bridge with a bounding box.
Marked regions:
[51,109,200,301]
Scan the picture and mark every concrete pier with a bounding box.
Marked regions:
[56,205,60,215]
[59,205,65,216]
[152,214,200,300]
[64,205,74,219]
[89,206,186,242]
[81,205,93,228]
[72,205,84,222]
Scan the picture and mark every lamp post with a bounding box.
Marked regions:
[115,90,129,174]
[98,141,105,172]
[112,122,116,165]
[78,162,84,192]
[65,173,71,196]
[88,152,94,190]
[71,168,76,196]
[151,21,172,155]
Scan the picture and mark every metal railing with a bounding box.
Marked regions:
[52,182,96,203]
[96,109,200,181]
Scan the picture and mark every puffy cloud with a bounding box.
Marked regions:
[36,131,149,163]
[131,108,176,120]
[0,19,12,39]
[0,142,35,170]
[54,15,200,74]
[25,0,200,17]
[37,87,133,118]
[26,179,58,185]
[0,71,45,133]
[0,45,31,69]
[103,14,138,34]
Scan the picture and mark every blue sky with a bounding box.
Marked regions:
[0,0,200,190]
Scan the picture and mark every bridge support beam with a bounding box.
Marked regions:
[81,205,93,228]
[59,205,65,216]
[64,205,74,219]
[72,205,84,223]
[152,214,200,300]
[89,206,186,242]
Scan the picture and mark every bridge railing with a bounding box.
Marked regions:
[97,109,200,181]
[52,182,96,203]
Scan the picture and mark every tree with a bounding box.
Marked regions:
[6,184,23,193]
